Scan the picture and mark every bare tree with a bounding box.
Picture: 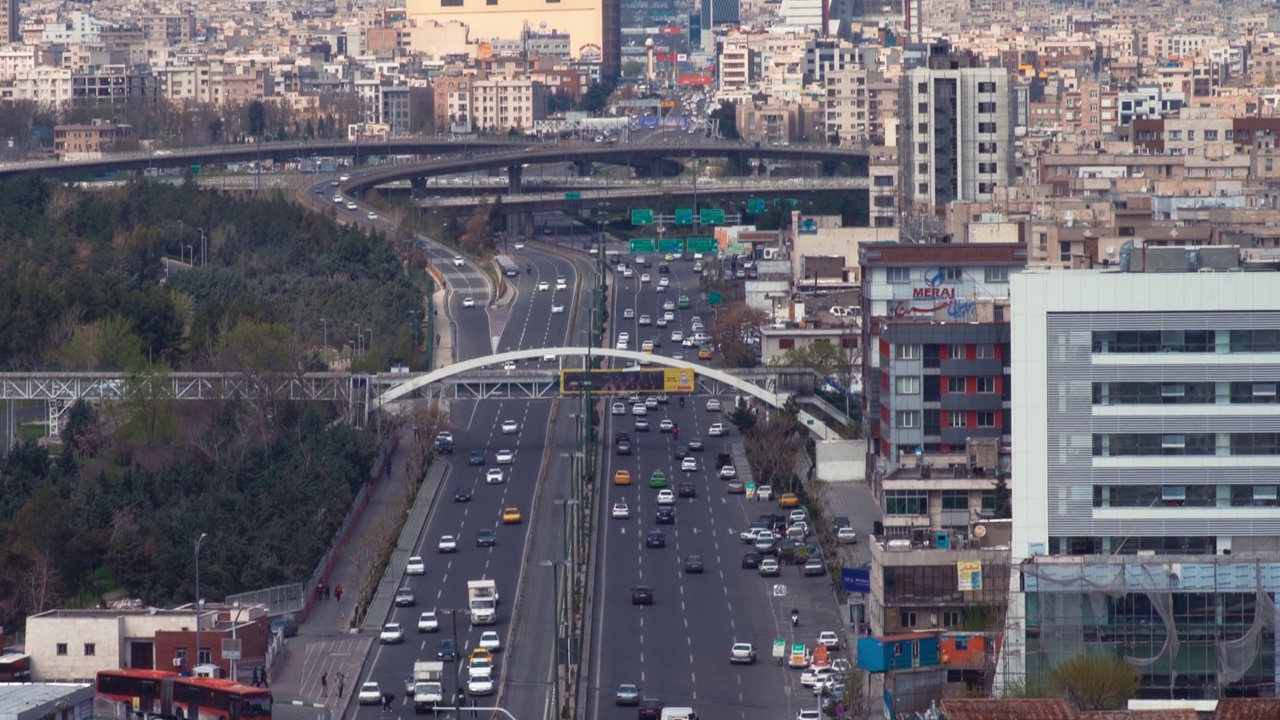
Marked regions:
[20,543,62,614]
[744,411,804,489]
[709,301,768,368]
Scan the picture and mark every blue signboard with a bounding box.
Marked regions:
[841,567,870,594]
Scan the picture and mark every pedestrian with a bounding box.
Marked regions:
[321,672,329,697]
[337,672,345,699]
[335,585,344,602]
[383,692,395,710]
[262,665,269,688]
[251,667,260,687]
[325,583,331,600]
[315,582,323,601]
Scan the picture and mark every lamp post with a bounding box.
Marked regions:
[230,601,245,682]
[321,317,328,351]
[194,532,208,674]
[198,227,206,266]
[538,560,561,720]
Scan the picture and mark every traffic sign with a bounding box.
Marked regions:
[564,191,582,200]
[708,291,723,305]
[631,209,654,226]
[658,238,684,253]
[773,584,789,597]
[699,208,725,225]
[674,208,694,225]
[772,639,786,658]
[630,238,657,253]
[687,237,717,253]
[747,198,765,213]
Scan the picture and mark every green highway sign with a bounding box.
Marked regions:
[674,208,694,225]
[631,209,654,226]
[699,208,725,225]
[687,237,717,253]
[658,238,685,253]
[708,291,723,305]
[630,238,657,253]
[564,191,582,200]
[747,198,765,213]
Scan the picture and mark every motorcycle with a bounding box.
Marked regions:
[526,265,531,274]
[679,397,685,408]
[791,609,799,627]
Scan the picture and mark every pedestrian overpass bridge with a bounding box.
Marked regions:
[0,348,842,439]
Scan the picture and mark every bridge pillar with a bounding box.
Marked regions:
[650,158,665,178]
[410,176,427,199]
[507,164,522,195]
[506,213,529,238]
[573,160,591,177]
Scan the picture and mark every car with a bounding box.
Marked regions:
[469,450,485,466]
[730,642,757,664]
[719,465,737,479]
[789,509,808,523]
[837,527,859,544]
[708,423,728,437]
[753,532,779,552]
[797,711,822,720]
[406,555,426,575]
[656,489,675,505]
[817,631,841,649]
[682,337,697,347]
[555,277,567,290]
[638,314,652,325]
[502,361,517,371]
[417,610,439,632]
[757,485,774,501]
[394,587,416,606]
[727,478,745,494]
[646,531,666,548]
[345,202,359,211]
[673,445,689,460]
[616,440,632,455]
[656,393,670,403]
[693,262,704,272]
[635,417,650,431]
[476,529,496,547]
[741,552,763,569]
[537,281,550,291]
[681,457,697,472]
[788,522,812,539]
[615,683,643,706]
[655,507,675,524]
[551,303,565,314]
[479,630,502,652]
[437,638,458,660]
[656,317,668,327]
[367,211,378,220]
[663,300,676,311]
[463,296,476,308]
[438,535,457,553]
[684,554,705,573]
[638,699,664,720]
[613,469,633,485]
[658,263,670,274]
[622,267,634,278]
[623,308,635,319]
[800,667,840,688]
[612,502,631,519]
[658,419,674,433]
[758,558,781,576]
[631,403,647,416]
[269,615,299,638]
[454,486,473,502]
[467,674,494,696]
[496,449,514,464]
[778,493,801,508]
[672,351,685,360]
[514,242,525,250]
[380,622,405,644]
[479,469,503,486]
[688,437,705,451]
[501,420,519,434]
[502,507,522,524]
[657,277,670,288]
[612,402,625,415]
[469,648,494,665]
[677,481,697,498]
[640,273,651,283]
[814,677,844,697]
[644,396,659,409]
[453,256,465,266]
[654,284,666,294]
[698,347,712,360]
[631,585,654,605]
[649,470,668,488]
[677,296,691,309]
[358,681,382,705]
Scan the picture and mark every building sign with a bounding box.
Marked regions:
[891,268,978,321]
[957,560,983,591]
[678,74,715,86]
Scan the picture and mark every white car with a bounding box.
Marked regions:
[486,468,505,484]
[479,630,502,651]
[800,666,840,688]
[837,526,858,544]
[656,317,669,327]
[514,242,525,250]
[623,308,635,319]
[379,623,405,644]
[616,339,629,350]
[502,420,519,434]
[537,281,550,291]
[612,403,625,415]
[758,558,780,576]
[551,304,565,314]
[467,674,494,696]
[659,419,674,432]
[645,396,659,409]
[789,509,808,523]
[417,610,439,632]
[555,278,567,290]
[663,311,675,322]
[817,631,841,650]
[406,556,426,575]
[638,314,652,325]
[367,211,378,220]
[496,449,515,464]
[706,398,722,412]
[708,423,727,437]
[453,256,465,266]
[719,465,737,479]
[663,300,676,311]
[671,331,684,342]
[639,273,651,283]
[358,682,382,705]
[346,202,358,211]
[502,361,517,371]
[797,711,822,720]
[632,403,647,416]
[681,457,697,472]
[658,277,670,287]
[463,297,476,308]
[438,535,457,553]
[654,285,666,293]
[622,267,634,278]
[656,489,675,505]
[757,485,774,501]
[612,502,631,519]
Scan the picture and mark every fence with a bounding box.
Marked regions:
[226,583,305,617]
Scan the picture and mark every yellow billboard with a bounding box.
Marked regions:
[560,368,696,394]
[957,560,983,591]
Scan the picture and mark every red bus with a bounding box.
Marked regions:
[96,669,272,720]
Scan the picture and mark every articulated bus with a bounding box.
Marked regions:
[96,669,272,720]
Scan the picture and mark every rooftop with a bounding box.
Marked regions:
[0,683,92,710]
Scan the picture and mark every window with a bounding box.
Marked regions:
[984,266,1009,283]
[976,345,994,359]
[945,612,963,628]
[977,81,996,93]
[198,648,211,665]
[977,411,995,427]
[885,490,928,514]
[175,648,188,666]
[896,411,921,428]
[875,195,895,208]
[896,344,920,360]
[56,643,68,656]
[978,122,997,133]
[978,162,998,173]
[942,267,963,281]
[440,0,463,6]
[897,376,921,394]
[978,142,998,153]
[778,338,795,349]
[976,377,995,393]
[84,643,96,656]
[887,267,910,283]
[1205,129,1219,141]
[902,611,918,628]
[874,175,894,187]
[947,411,965,428]
[947,377,965,393]
[917,82,928,93]
[949,344,966,360]
[977,102,996,113]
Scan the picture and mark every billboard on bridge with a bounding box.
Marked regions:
[560,368,696,394]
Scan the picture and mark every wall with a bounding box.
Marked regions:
[817,439,865,481]
[26,614,124,681]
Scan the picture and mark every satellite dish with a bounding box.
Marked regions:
[540,21,548,28]
[973,524,988,538]
[1105,245,1115,255]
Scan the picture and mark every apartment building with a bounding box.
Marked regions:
[404,0,604,62]
[1005,252,1280,700]
[823,66,899,148]
[12,65,74,108]
[1061,78,1117,139]
[54,121,131,160]
[142,14,196,45]
[0,0,17,44]
[471,76,546,132]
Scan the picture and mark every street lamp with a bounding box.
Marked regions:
[538,560,561,720]
[197,227,206,266]
[194,532,208,674]
[321,317,328,350]
[230,601,245,682]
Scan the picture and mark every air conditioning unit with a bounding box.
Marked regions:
[173,658,183,667]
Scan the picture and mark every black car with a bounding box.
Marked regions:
[434,432,454,454]
[688,438,705,452]
[437,638,457,660]
[468,450,485,466]
[741,552,763,569]
[673,445,689,459]
[646,531,666,548]
[615,432,631,445]
[658,263,670,274]
[630,585,654,605]
[454,487,473,502]
[655,507,675,525]
[269,615,299,638]
[677,481,697,498]
[617,440,633,456]
[476,529,496,547]
[683,555,705,573]
[638,698,664,720]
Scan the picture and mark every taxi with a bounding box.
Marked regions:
[469,648,494,665]
[614,469,632,485]
[698,346,713,360]
[650,470,669,488]
[502,507,523,524]
[778,493,800,508]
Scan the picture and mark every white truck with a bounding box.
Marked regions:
[467,579,499,625]
[410,661,445,714]
[661,708,698,720]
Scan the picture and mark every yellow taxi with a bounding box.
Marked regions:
[778,493,800,508]
[698,346,713,360]
[502,507,522,524]
[469,648,494,664]
[614,470,632,485]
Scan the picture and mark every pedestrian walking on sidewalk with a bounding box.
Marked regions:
[321,672,329,697]
[337,672,345,699]
[335,585,344,602]
[315,583,323,601]
[262,666,269,688]
[251,668,260,687]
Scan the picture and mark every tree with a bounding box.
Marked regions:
[247,101,266,137]
[579,82,612,114]
[992,473,1012,519]
[770,340,847,379]
[460,200,495,255]
[744,410,804,488]
[822,668,873,720]
[1049,653,1139,711]
[710,100,739,140]
[728,397,756,433]
[709,301,767,368]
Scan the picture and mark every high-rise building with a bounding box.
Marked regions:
[1,0,19,44]
[700,0,739,31]
[405,0,608,67]
[903,58,1014,215]
[1004,248,1280,699]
